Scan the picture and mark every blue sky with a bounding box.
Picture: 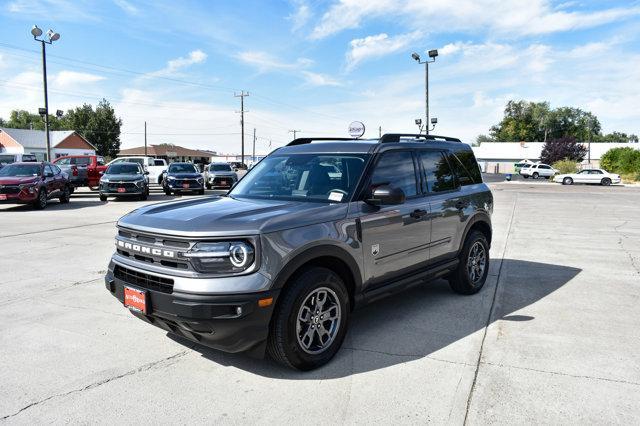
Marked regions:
[1,0,639,153]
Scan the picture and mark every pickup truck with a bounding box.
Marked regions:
[53,155,107,189]
[107,157,168,185]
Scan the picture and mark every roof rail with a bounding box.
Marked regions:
[287,137,357,146]
[379,133,462,143]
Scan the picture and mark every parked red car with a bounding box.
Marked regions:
[0,162,71,209]
[53,155,107,189]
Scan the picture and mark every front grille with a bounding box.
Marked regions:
[108,182,136,189]
[116,229,192,271]
[173,179,200,188]
[114,264,174,294]
[0,185,20,194]
[212,177,233,186]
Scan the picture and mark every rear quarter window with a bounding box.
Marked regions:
[450,149,482,185]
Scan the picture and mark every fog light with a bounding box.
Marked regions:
[236,306,242,316]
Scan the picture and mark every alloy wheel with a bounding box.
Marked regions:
[467,241,487,284]
[296,287,341,355]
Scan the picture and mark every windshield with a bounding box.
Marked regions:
[210,164,232,172]
[0,163,41,177]
[107,163,142,174]
[230,154,368,203]
[169,163,198,173]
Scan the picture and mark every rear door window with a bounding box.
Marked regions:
[75,157,91,166]
[419,150,458,192]
[0,155,15,165]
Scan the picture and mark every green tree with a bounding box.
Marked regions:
[475,134,494,144]
[489,100,550,141]
[595,131,639,143]
[600,147,640,175]
[61,99,122,157]
[545,107,600,141]
[4,109,64,130]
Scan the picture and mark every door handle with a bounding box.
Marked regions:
[455,201,467,210]
[410,209,428,219]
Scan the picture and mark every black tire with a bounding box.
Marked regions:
[198,188,205,195]
[532,172,539,179]
[33,188,47,210]
[99,194,108,202]
[523,175,529,179]
[601,178,611,186]
[164,189,172,195]
[206,183,212,190]
[267,267,349,371]
[140,190,148,201]
[563,177,573,185]
[59,185,71,203]
[69,186,75,194]
[448,230,490,295]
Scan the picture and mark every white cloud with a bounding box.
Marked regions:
[287,0,312,32]
[148,50,208,77]
[54,71,106,88]
[237,51,313,73]
[113,0,138,15]
[301,71,341,86]
[311,0,640,39]
[346,30,422,71]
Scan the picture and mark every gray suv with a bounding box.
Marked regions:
[105,134,493,370]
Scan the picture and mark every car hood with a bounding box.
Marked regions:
[104,174,145,181]
[117,196,349,237]
[167,173,201,179]
[0,176,40,185]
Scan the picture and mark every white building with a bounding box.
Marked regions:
[472,142,639,173]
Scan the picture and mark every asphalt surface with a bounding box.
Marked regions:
[1,183,639,424]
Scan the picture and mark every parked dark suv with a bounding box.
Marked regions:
[105,134,493,370]
[162,162,205,195]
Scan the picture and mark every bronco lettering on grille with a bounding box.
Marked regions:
[116,240,175,258]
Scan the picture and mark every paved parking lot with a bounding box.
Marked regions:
[1,183,639,424]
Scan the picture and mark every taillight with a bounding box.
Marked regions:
[72,166,78,176]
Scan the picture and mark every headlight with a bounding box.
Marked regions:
[197,177,204,184]
[101,177,110,183]
[181,241,255,274]
[19,183,37,193]
[135,180,145,188]
[167,176,176,181]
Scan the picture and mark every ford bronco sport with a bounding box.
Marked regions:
[105,133,493,370]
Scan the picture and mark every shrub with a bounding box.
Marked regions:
[552,159,579,174]
[600,147,640,175]
[540,137,587,164]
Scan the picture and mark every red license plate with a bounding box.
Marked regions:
[0,194,6,200]
[183,183,190,189]
[124,287,147,314]
[117,187,126,193]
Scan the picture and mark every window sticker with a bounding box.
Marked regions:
[328,191,344,202]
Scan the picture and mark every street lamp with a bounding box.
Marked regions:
[429,117,438,132]
[412,49,438,135]
[31,24,60,162]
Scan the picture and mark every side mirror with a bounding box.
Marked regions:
[144,171,150,175]
[365,184,405,206]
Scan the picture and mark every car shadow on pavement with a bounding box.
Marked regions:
[171,258,581,378]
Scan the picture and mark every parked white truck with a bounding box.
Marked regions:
[107,157,168,185]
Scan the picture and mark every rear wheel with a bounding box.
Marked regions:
[523,175,529,179]
[33,188,47,210]
[563,177,573,185]
[448,231,489,295]
[59,185,71,203]
[267,267,349,370]
[601,178,612,186]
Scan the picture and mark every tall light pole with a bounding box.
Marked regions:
[31,25,60,162]
[412,49,438,135]
[234,91,249,167]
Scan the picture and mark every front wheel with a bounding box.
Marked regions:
[532,172,539,179]
[198,188,205,195]
[448,231,490,295]
[59,185,71,203]
[99,193,107,202]
[164,189,172,195]
[267,267,349,370]
[601,178,612,186]
[33,188,47,210]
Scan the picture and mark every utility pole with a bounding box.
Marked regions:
[252,128,256,165]
[379,126,382,137]
[289,129,301,139]
[234,91,249,166]
[144,121,147,156]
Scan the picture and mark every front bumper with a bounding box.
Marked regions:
[0,189,37,204]
[105,263,278,354]
[166,179,204,191]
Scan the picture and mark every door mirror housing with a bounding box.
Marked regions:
[44,171,54,178]
[144,171,150,175]
[365,185,406,206]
